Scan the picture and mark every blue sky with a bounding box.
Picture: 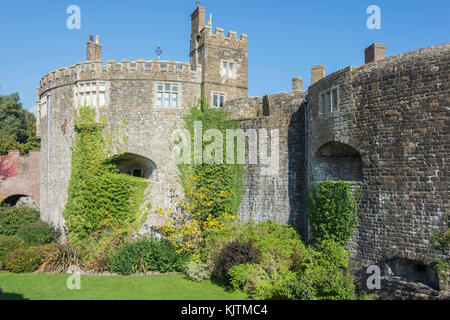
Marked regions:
[0,0,448,114]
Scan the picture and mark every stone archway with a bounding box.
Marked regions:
[111,153,158,181]
[2,194,39,210]
[312,141,362,182]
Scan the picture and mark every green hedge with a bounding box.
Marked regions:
[16,221,58,246]
[307,180,361,246]
[0,206,40,236]
[110,238,189,275]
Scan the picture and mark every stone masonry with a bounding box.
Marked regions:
[29,2,449,296]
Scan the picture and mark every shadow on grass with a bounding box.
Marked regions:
[180,273,253,299]
[1,292,28,300]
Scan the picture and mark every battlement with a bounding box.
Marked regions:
[199,24,248,49]
[38,59,201,97]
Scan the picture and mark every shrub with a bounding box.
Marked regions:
[110,238,189,276]
[216,240,259,284]
[203,221,312,278]
[302,240,356,300]
[228,264,296,300]
[0,206,39,236]
[82,228,130,274]
[0,235,26,269]
[16,220,58,245]
[38,243,85,273]
[277,273,316,300]
[185,261,211,282]
[5,248,42,273]
[307,180,361,246]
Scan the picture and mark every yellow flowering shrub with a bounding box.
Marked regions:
[155,175,236,254]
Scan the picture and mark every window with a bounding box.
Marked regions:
[212,92,226,108]
[319,86,339,115]
[131,169,143,178]
[156,83,180,108]
[77,82,106,108]
[221,60,236,78]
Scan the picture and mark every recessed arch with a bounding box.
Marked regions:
[312,141,362,182]
[110,153,158,181]
[2,194,38,209]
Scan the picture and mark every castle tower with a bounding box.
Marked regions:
[190,2,248,107]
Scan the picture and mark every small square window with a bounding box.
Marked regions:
[157,84,163,91]
[165,84,171,91]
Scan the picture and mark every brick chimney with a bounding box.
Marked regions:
[86,35,102,62]
[365,43,386,64]
[292,76,303,92]
[191,2,206,35]
[311,65,325,85]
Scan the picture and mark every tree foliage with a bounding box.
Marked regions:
[0,93,40,155]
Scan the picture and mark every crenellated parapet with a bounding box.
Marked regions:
[200,25,248,50]
[38,59,201,98]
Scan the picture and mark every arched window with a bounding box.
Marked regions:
[312,141,362,182]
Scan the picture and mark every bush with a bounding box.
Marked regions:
[38,243,85,273]
[277,274,316,300]
[16,220,58,245]
[216,240,259,284]
[185,261,211,282]
[203,221,312,278]
[0,235,26,269]
[110,238,189,276]
[0,206,39,236]
[302,240,356,300]
[5,248,42,273]
[307,180,361,246]
[228,264,296,300]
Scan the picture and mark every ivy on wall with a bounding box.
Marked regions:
[63,106,148,242]
[178,97,244,219]
[307,180,361,246]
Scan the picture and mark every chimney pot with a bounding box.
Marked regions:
[89,35,93,42]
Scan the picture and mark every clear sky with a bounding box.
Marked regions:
[0,0,448,114]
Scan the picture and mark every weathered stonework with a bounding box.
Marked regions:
[29,3,449,297]
[0,150,40,208]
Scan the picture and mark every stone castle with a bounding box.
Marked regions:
[1,3,448,296]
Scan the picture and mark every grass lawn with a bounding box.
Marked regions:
[0,272,251,300]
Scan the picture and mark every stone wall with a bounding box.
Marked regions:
[307,43,450,274]
[224,92,308,235]
[0,150,40,207]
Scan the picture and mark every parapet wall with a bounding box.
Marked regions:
[38,59,201,97]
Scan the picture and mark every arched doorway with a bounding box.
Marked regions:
[111,153,157,180]
[312,141,362,182]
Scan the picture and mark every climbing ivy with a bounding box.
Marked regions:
[63,106,148,242]
[178,97,244,220]
[307,180,361,246]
